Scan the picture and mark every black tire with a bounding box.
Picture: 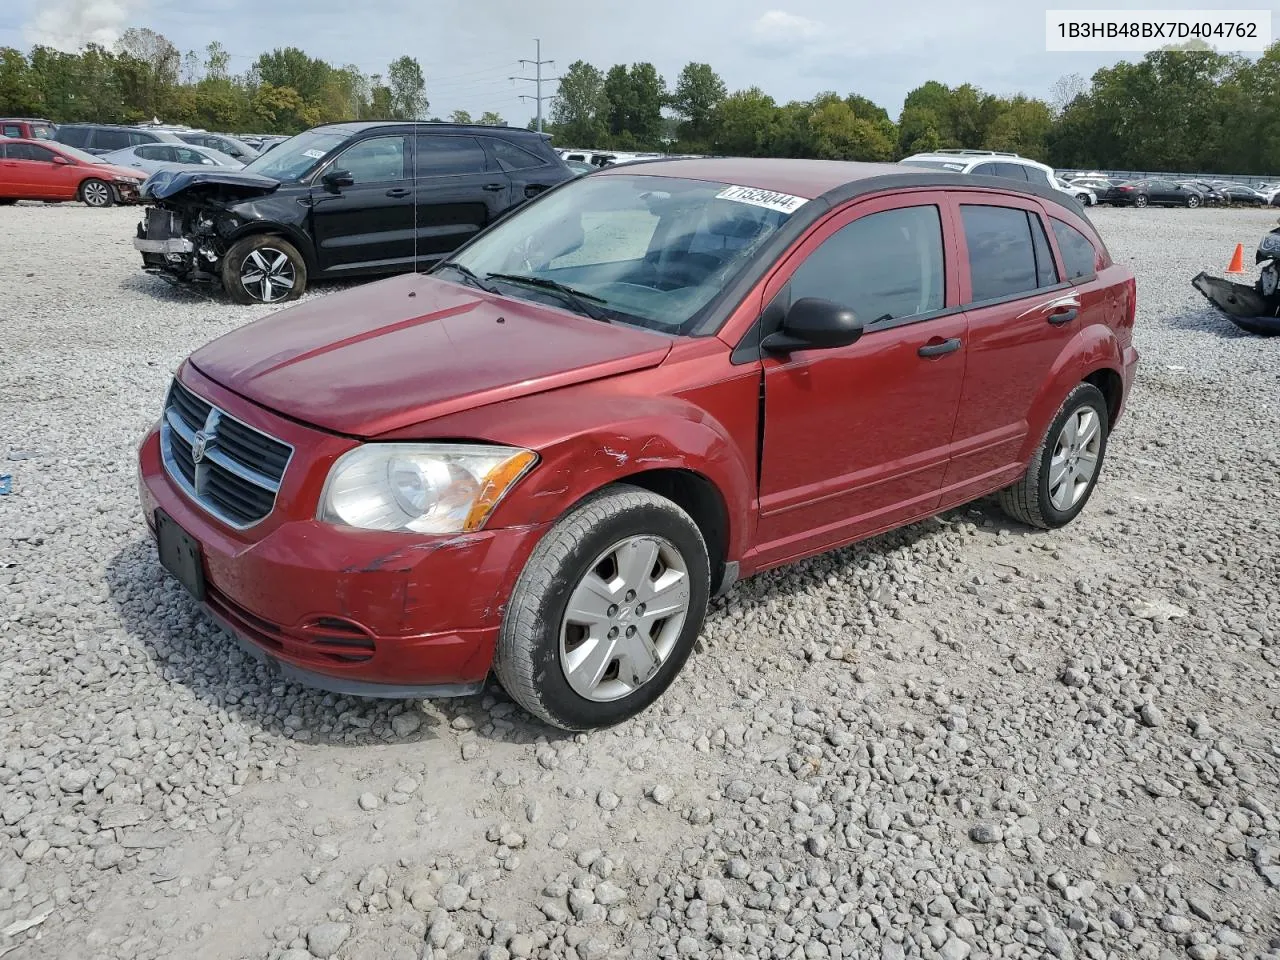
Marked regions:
[493,485,711,731]
[1133,194,1149,208]
[0,198,16,206]
[80,179,113,208]
[998,383,1110,530]
[221,234,307,305]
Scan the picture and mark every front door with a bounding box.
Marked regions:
[753,193,968,567]
[412,133,508,263]
[309,134,415,274]
[9,143,79,200]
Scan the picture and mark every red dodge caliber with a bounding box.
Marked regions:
[138,158,1139,730]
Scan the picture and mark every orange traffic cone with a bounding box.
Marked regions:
[1226,243,1246,275]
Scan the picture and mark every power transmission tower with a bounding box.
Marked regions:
[511,39,560,133]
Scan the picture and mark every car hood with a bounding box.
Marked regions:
[93,162,146,181]
[143,168,280,201]
[189,273,674,437]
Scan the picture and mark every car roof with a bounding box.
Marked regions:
[592,156,1082,212]
[0,117,54,123]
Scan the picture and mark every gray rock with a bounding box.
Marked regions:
[306,922,350,959]
[391,712,422,737]
[970,822,1003,844]
[437,883,467,911]
[357,792,379,811]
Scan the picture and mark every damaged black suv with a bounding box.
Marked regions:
[132,121,575,304]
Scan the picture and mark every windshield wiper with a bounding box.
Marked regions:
[434,261,498,293]
[484,273,611,323]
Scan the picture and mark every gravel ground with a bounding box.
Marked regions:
[1,201,1278,960]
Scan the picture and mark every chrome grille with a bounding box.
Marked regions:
[160,379,293,529]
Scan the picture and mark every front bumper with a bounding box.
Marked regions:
[136,367,550,696]
[134,236,194,255]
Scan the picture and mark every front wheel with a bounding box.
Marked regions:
[999,383,1110,530]
[221,235,307,304]
[494,485,710,731]
[80,179,113,208]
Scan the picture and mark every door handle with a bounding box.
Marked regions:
[918,337,962,358]
[1047,306,1078,325]
[385,187,411,198]
[482,183,505,192]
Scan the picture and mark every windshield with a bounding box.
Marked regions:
[57,143,108,165]
[241,130,347,181]
[448,173,804,335]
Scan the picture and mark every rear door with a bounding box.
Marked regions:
[411,133,507,263]
[308,133,415,274]
[0,142,27,197]
[940,194,1079,502]
[483,136,566,206]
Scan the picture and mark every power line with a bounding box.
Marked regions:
[509,38,560,134]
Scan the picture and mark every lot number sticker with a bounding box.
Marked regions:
[716,185,809,214]
[302,149,327,159]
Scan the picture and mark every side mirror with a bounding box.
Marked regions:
[322,169,354,191]
[51,155,71,165]
[761,297,864,353]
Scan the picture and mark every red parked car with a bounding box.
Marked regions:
[137,157,1139,730]
[0,137,144,206]
[0,117,56,140]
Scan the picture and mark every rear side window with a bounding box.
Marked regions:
[94,128,132,151]
[415,135,489,176]
[2,124,19,138]
[488,138,545,171]
[31,124,54,140]
[58,127,90,148]
[789,205,946,325]
[961,204,1060,301]
[1050,218,1098,280]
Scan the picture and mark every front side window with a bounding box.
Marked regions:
[57,127,89,147]
[415,135,489,177]
[331,136,408,183]
[788,205,945,325]
[993,162,1031,181]
[8,143,55,162]
[449,173,801,334]
[1051,218,1098,280]
[961,204,1060,302]
[135,144,168,160]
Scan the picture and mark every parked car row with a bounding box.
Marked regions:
[1064,173,1280,207]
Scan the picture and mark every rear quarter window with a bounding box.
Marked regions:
[1050,218,1099,280]
[488,138,546,172]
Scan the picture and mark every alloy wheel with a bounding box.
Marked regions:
[82,181,110,207]
[559,535,691,702]
[239,248,296,303]
[1049,407,1102,511]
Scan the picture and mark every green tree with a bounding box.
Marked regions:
[387,55,427,119]
[477,111,504,126]
[449,109,472,124]
[255,47,332,104]
[807,93,895,161]
[983,95,1054,160]
[0,47,40,115]
[550,60,609,147]
[713,87,778,156]
[671,62,726,148]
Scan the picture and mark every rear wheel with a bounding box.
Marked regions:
[494,485,710,731]
[999,383,1109,530]
[1186,194,1200,208]
[80,179,113,208]
[221,235,307,305]
[1134,194,1149,208]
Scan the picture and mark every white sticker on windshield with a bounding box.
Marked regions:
[302,149,326,159]
[715,184,809,214]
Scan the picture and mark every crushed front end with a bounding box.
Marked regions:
[134,204,222,285]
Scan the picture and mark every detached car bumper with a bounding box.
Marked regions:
[135,375,549,697]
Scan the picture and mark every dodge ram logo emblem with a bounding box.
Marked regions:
[191,430,210,464]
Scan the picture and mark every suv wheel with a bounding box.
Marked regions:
[494,485,710,731]
[222,235,307,305]
[80,179,113,208]
[999,383,1109,530]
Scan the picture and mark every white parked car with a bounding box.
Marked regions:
[98,143,244,177]
[899,149,1065,195]
[1053,175,1097,205]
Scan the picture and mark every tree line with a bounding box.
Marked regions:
[2,30,1279,175]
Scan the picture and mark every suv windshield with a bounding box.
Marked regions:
[448,173,802,335]
[242,131,348,181]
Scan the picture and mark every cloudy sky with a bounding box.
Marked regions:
[0,0,1257,121]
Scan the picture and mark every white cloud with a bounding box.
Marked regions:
[747,10,824,56]
[23,0,147,51]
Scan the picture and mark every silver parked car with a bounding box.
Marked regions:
[98,143,244,176]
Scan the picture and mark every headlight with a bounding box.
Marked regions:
[318,443,538,534]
